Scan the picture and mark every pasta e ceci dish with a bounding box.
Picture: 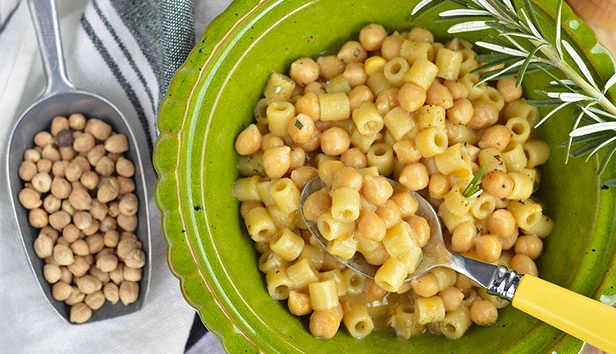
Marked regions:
[232,23,553,340]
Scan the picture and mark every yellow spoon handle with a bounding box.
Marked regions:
[512,274,616,353]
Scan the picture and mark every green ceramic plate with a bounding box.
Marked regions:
[154,0,616,352]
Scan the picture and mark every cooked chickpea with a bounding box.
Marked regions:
[337,40,367,64]
[474,235,502,263]
[481,171,514,199]
[470,299,498,326]
[361,175,393,206]
[359,23,387,51]
[380,33,404,60]
[411,273,439,297]
[320,127,350,156]
[407,215,431,247]
[496,77,523,103]
[468,99,499,130]
[316,55,345,80]
[358,211,387,242]
[426,81,454,110]
[262,145,291,179]
[398,162,429,191]
[289,57,320,86]
[514,235,543,260]
[486,209,517,238]
[450,222,477,253]
[398,83,426,113]
[439,286,464,312]
[479,125,511,151]
[309,309,341,340]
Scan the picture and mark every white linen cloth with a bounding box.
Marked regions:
[0,0,230,352]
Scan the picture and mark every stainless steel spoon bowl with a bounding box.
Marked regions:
[300,176,497,288]
[6,0,151,323]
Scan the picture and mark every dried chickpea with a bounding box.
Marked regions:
[19,161,38,181]
[29,208,49,229]
[51,177,72,199]
[65,286,85,305]
[70,302,92,323]
[68,256,91,277]
[70,239,90,257]
[86,234,105,254]
[24,148,41,163]
[119,281,139,305]
[85,118,112,141]
[95,156,116,177]
[84,290,105,310]
[89,266,110,284]
[53,243,75,266]
[31,172,52,193]
[123,266,142,282]
[124,249,146,269]
[73,211,93,230]
[104,134,129,154]
[118,193,138,216]
[43,264,62,284]
[34,234,54,259]
[59,145,77,161]
[48,210,71,230]
[52,160,68,177]
[52,281,73,301]
[73,132,96,153]
[96,254,118,272]
[34,131,54,147]
[68,113,86,130]
[115,157,135,178]
[62,224,82,243]
[36,158,53,173]
[109,263,124,285]
[117,214,138,232]
[117,176,135,194]
[64,162,82,182]
[80,170,99,190]
[18,187,42,209]
[99,216,117,232]
[97,178,120,203]
[76,274,103,294]
[103,282,120,304]
[68,187,92,211]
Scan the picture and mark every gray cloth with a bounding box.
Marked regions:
[0,0,230,352]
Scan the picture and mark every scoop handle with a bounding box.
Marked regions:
[27,0,74,95]
[512,274,616,353]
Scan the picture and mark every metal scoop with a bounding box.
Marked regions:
[6,0,151,323]
[300,176,616,352]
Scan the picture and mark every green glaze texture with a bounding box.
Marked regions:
[154,0,616,353]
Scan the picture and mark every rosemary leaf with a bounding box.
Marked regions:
[463,166,486,198]
[597,141,616,175]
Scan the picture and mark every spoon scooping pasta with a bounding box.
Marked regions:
[300,175,616,352]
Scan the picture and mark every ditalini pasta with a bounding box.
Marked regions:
[233,23,552,340]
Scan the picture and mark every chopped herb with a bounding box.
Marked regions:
[463,166,486,198]
[294,119,304,130]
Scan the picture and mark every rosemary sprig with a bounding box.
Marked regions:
[463,166,486,198]
[412,0,616,183]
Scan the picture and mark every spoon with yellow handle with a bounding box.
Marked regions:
[300,176,616,353]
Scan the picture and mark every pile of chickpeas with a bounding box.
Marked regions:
[17,113,145,323]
